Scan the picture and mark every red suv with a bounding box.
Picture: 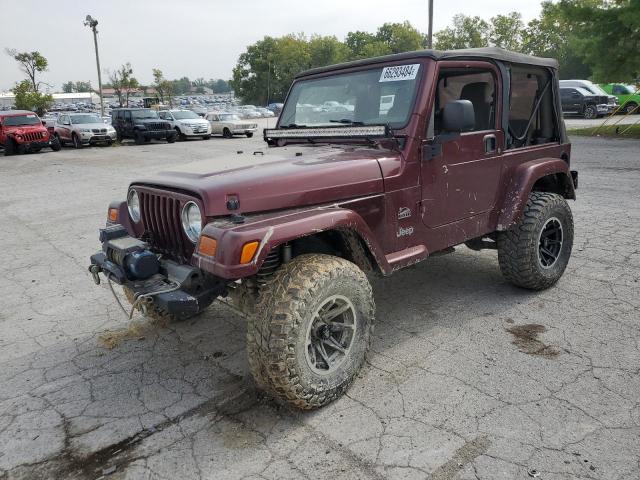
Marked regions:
[0,110,61,156]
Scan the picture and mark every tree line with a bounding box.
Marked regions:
[231,0,640,104]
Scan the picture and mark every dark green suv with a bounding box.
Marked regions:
[111,108,177,144]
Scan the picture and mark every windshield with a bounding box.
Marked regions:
[3,114,41,126]
[70,114,101,124]
[279,63,422,128]
[172,110,200,120]
[131,110,159,120]
[219,114,240,121]
[583,84,609,96]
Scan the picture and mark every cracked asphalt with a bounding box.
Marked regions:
[0,131,638,480]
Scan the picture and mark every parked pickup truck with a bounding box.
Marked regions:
[560,86,609,119]
[89,47,577,410]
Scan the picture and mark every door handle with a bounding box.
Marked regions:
[483,134,497,154]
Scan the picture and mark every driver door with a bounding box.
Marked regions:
[421,62,503,230]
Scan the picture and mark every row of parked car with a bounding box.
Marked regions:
[560,80,639,119]
[0,107,262,155]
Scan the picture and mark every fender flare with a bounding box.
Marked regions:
[497,158,575,231]
[192,207,390,278]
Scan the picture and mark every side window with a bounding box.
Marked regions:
[433,70,496,135]
[612,85,622,95]
[508,67,559,149]
[124,111,132,122]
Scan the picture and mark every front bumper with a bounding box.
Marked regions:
[182,125,212,136]
[597,104,610,114]
[81,132,117,144]
[142,130,176,140]
[89,226,227,319]
[19,140,50,151]
[232,128,258,135]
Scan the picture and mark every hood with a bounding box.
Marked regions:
[4,124,47,135]
[74,122,114,130]
[177,118,209,125]
[132,145,395,216]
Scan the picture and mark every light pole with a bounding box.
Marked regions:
[84,15,104,117]
[427,0,434,49]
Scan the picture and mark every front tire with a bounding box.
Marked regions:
[583,104,597,119]
[72,133,83,149]
[623,102,638,115]
[222,128,232,139]
[134,131,145,145]
[4,138,16,156]
[175,127,186,141]
[51,136,62,151]
[497,192,574,290]
[246,132,254,138]
[247,254,375,410]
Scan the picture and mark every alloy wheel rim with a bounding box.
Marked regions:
[537,217,563,268]
[305,295,357,375]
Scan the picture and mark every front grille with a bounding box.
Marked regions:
[92,128,107,133]
[139,191,194,261]
[145,122,166,131]
[23,132,42,142]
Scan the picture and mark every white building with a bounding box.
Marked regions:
[0,92,100,109]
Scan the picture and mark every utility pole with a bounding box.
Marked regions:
[267,60,271,106]
[427,0,434,49]
[84,15,104,117]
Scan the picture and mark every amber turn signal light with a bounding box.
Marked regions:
[108,208,118,222]
[240,241,260,264]
[198,236,217,257]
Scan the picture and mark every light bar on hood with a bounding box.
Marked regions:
[264,125,389,140]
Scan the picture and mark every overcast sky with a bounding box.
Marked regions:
[0,0,543,92]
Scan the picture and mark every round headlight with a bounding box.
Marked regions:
[127,189,141,222]
[181,201,202,243]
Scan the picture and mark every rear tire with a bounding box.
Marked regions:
[623,102,638,115]
[247,254,375,410]
[497,192,574,290]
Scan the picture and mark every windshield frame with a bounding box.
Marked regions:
[131,109,159,120]
[70,114,102,124]
[171,110,200,120]
[2,114,42,127]
[277,62,424,131]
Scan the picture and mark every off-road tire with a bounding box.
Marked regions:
[583,104,597,119]
[222,128,232,139]
[4,138,15,156]
[247,254,375,410]
[134,131,145,145]
[116,130,123,143]
[246,132,254,138]
[123,287,176,325]
[167,134,176,144]
[497,192,573,290]
[50,136,61,151]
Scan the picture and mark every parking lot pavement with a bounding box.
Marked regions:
[0,133,638,480]
[563,114,638,129]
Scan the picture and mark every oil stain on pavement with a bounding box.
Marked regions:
[506,323,560,358]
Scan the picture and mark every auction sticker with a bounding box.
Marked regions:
[379,64,420,82]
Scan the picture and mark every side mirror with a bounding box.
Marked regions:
[42,120,47,126]
[442,100,475,133]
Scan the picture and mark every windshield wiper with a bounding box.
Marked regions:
[280,123,306,129]
[329,119,365,125]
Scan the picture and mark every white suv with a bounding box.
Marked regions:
[158,109,212,140]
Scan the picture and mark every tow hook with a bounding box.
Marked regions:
[89,265,101,285]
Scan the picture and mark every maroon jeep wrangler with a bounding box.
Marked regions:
[0,110,61,156]
[89,48,577,409]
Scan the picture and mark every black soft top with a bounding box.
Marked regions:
[297,47,558,78]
